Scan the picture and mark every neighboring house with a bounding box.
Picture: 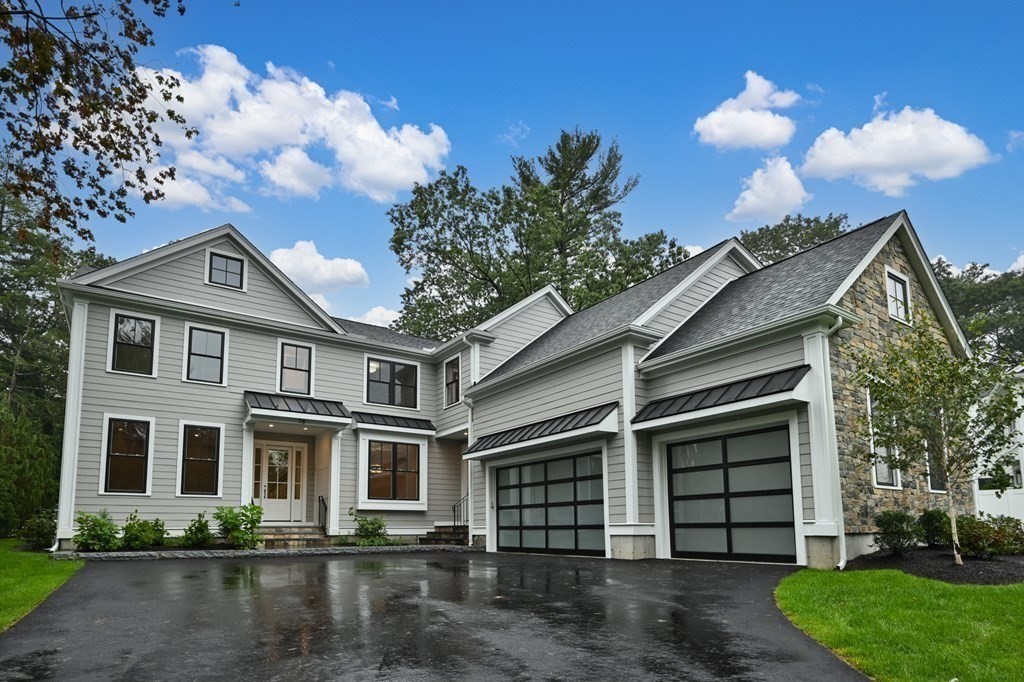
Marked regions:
[55,210,971,567]
[976,367,1024,519]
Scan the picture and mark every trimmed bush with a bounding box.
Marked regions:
[918,509,951,548]
[873,510,921,555]
[213,504,264,549]
[182,512,213,548]
[121,511,167,550]
[73,510,121,552]
[18,508,57,550]
[958,513,1024,558]
[349,506,394,546]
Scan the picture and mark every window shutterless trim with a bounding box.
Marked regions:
[867,388,902,490]
[276,338,315,396]
[363,353,421,411]
[884,266,912,326]
[106,308,161,378]
[204,246,248,292]
[443,353,462,408]
[98,413,155,496]
[367,440,421,501]
[181,323,229,386]
[176,420,225,497]
[356,431,429,510]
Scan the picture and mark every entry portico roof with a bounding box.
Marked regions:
[244,391,352,421]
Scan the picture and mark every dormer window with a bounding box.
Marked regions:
[886,269,910,323]
[207,250,245,290]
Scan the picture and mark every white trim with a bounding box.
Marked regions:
[241,424,255,506]
[802,332,839,526]
[470,341,481,384]
[473,284,572,331]
[57,301,88,539]
[621,343,638,524]
[867,388,903,490]
[463,408,619,460]
[362,352,422,412]
[246,407,352,427]
[106,307,161,379]
[204,246,249,293]
[827,216,904,308]
[98,413,157,497]
[175,420,227,498]
[353,421,436,437]
[329,430,343,534]
[926,458,949,494]
[884,266,913,327]
[435,422,470,439]
[442,353,463,408]
[356,431,429,511]
[181,322,230,387]
[276,337,316,397]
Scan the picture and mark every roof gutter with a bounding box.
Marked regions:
[825,315,848,571]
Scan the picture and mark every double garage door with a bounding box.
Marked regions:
[668,426,796,563]
[496,452,606,556]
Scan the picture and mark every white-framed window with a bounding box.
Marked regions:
[99,414,156,496]
[356,431,429,511]
[277,339,315,396]
[182,323,229,386]
[364,354,420,410]
[205,247,247,291]
[927,451,948,493]
[443,354,461,408]
[176,420,225,497]
[885,267,911,324]
[106,308,160,378]
[868,389,902,489]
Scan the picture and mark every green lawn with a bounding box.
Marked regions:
[776,569,1024,682]
[0,538,83,633]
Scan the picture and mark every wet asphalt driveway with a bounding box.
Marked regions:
[0,552,862,681]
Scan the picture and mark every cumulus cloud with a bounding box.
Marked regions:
[694,71,801,149]
[683,245,705,258]
[727,157,811,223]
[801,106,993,196]
[150,166,251,213]
[308,293,332,312]
[350,306,401,327]
[1008,131,1024,152]
[1011,253,1024,272]
[137,44,450,208]
[270,241,369,301]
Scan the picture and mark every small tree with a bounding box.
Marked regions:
[853,315,1022,565]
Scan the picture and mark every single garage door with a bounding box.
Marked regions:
[667,426,796,563]
[496,452,605,556]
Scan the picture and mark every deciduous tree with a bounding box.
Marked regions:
[740,213,849,265]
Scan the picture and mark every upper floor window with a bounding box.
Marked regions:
[103,417,152,494]
[366,357,418,409]
[185,326,226,384]
[886,270,910,323]
[208,251,245,290]
[279,342,313,395]
[444,356,461,407]
[111,313,157,376]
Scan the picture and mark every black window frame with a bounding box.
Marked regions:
[444,356,461,407]
[367,440,420,501]
[186,326,226,384]
[208,251,245,290]
[180,424,221,496]
[279,342,313,395]
[104,418,151,494]
[366,357,418,409]
[111,313,156,376]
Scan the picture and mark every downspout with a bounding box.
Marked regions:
[824,315,847,570]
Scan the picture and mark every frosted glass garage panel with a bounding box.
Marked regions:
[674,528,728,554]
[671,440,723,469]
[729,462,790,492]
[730,494,793,523]
[731,527,795,555]
[673,498,726,523]
[727,429,790,463]
[673,469,724,496]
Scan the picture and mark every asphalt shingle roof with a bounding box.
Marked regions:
[333,318,438,351]
[645,212,903,361]
[466,402,618,454]
[477,242,732,384]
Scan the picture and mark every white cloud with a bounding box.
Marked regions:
[1011,252,1024,272]
[270,241,369,298]
[148,166,251,213]
[137,44,450,206]
[801,106,993,197]
[727,157,811,223]
[350,306,400,327]
[259,147,333,198]
[308,293,332,312]
[1008,130,1024,152]
[806,83,825,94]
[497,121,531,146]
[683,245,705,257]
[872,91,888,114]
[694,71,801,149]
[380,95,399,111]
[933,255,1004,278]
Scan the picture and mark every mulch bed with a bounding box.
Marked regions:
[846,546,1024,585]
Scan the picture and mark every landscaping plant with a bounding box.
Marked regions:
[17,508,57,551]
[72,510,121,552]
[120,511,167,550]
[957,513,1024,558]
[213,504,264,549]
[348,507,394,546]
[182,511,213,548]
[918,508,952,548]
[873,510,922,555]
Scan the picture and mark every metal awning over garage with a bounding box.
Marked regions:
[465,402,618,459]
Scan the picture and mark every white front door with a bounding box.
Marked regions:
[253,442,305,522]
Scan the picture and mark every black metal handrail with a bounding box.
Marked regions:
[452,494,469,527]
[318,495,328,532]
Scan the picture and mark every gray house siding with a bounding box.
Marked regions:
[643,255,749,336]
[434,346,470,434]
[478,296,565,376]
[105,239,327,329]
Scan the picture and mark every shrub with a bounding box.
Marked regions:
[873,510,921,555]
[73,510,121,552]
[985,514,1024,555]
[958,513,1024,558]
[349,507,394,546]
[918,509,951,548]
[18,508,57,550]
[182,512,213,549]
[121,511,167,550]
[214,504,264,549]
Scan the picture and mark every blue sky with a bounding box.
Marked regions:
[100,1,1024,324]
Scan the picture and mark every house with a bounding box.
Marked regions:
[976,367,1024,519]
[55,210,972,567]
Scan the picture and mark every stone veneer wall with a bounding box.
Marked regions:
[829,236,974,533]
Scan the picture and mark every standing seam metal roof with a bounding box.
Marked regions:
[351,411,436,431]
[466,402,618,453]
[244,391,351,418]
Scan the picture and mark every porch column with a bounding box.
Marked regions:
[328,429,343,535]
[240,423,254,506]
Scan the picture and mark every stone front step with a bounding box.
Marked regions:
[260,526,328,549]
[419,525,469,547]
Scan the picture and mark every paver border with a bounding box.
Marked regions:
[51,544,484,561]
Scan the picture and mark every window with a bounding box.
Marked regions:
[887,271,910,323]
[111,313,156,375]
[279,342,312,395]
[180,424,221,496]
[367,440,420,500]
[928,451,948,492]
[185,326,226,384]
[366,357,418,408]
[104,418,151,494]
[868,390,901,488]
[444,356,461,407]
[208,251,245,289]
